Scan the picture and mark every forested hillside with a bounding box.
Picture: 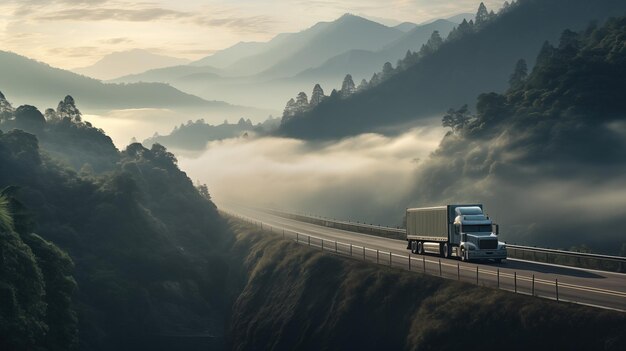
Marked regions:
[144,117,280,151]
[407,16,626,251]
[0,96,235,350]
[279,0,626,139]
[1,84,624,350]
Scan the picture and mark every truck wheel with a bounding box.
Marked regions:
[460,247,467,262]
[417,242,424,255]
[443,243,450,259]
[411,241,418,254]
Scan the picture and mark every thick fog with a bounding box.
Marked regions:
[177,127,445,225]
[173,122,626,253]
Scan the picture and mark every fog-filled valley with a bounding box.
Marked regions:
[1,0,626,350]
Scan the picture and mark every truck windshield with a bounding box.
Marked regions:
[462,225,492,233]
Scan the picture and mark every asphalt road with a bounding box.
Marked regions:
[225,205,626,312]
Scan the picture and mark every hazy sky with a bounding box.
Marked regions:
[0,0,504,69]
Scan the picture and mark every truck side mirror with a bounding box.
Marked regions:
[495,224,500,235]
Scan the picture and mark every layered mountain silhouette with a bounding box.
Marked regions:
[295,18,457,82]
[112,13,466,109]
[73,49,190,80]
[279,0,626,139]
[0,51,264,117]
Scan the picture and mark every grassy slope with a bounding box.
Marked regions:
[227,220,626,351]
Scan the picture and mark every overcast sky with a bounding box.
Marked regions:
[0,0,504,69]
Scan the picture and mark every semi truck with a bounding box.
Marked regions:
[406,204,507,262]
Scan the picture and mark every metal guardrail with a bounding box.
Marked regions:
[265,208,626,273]
[223,211,626,313]
[506,244,626,262]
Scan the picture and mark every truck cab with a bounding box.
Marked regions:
[453,206,507,262]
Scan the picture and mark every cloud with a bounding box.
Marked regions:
[194,15,276,33]
[98,37,133,45]
[47,46,103,58]
[32,4,277,32]
[177,127,445,225]
[37,7,188,22]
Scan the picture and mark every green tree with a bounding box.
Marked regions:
[341,74,356,97]
[509,58,528,88]
[442,104,472,132]
[56,95,82,122]
[0,194,13,232]
[282,98,297,118]
[382,62,394,78]
[357,79,368,92]
[310,84,325,107]
[0,91,15,121]
[369,73,380,86]
[476,2,490,26]
[14,105,45,134]
[197,184,211,200]
[295,91,309,113]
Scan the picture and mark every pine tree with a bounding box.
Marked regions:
[369,73,380,86]
[398,50,416,69]
[357,79,368,91]
[509,59,528,88]
[295,92,309,112]
[448,19,473,41]
[475,2,489,26]
[340,74,356,97]
[283,98,297,118]
[310,84,325,107]
[382,62,394,78]
[427,31,443,51]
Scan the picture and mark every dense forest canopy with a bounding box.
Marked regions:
[0,95,234,350]
[407,16,626,251]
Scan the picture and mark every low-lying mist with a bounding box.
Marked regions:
[177,127,445,226]
[178,124,626,253]
[85,109,268,147]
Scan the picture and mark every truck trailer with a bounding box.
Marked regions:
[406,204,507,262]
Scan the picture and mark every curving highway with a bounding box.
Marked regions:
[225,205,626,312]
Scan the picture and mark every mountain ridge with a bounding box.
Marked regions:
[278,0,626,139]
[0,50,266,118]
[73,49,190,80]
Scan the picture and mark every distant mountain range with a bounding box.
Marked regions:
[254,14,405,78]
[190,41,266,69]
[278,0,626,139]
[295,18,458,82]
[73,49,190,80]
[112,13,468,110]
[0,51,266,119]
[393,22,418,32]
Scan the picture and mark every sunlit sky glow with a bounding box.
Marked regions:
[0,0,504,69]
